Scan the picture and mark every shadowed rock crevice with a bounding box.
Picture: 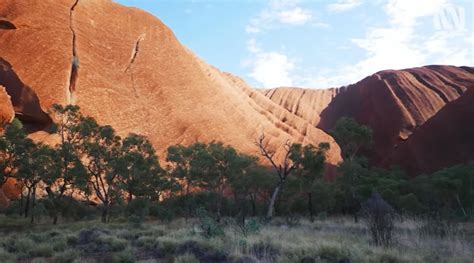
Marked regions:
[0,20,16,30]
[0,58,52,132]
[68,0,80,104]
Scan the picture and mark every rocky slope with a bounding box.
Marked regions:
[0,0,342,166]
[383,88,474,175]
[317,66,473,166]
[264,66,474,175]
[260,87,339,126]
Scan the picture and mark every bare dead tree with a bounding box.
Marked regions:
[255,134,296,220]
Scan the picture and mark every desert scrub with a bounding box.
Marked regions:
[0,217,472,262]
[174,253,199,263]
[317,245,351,262]
[52,249,81,263]
[93,235,128,252]
[136,236,158,249]
[0,247,15,262]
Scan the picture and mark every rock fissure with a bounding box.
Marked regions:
[67,0,80,105]
[124,35,144,97]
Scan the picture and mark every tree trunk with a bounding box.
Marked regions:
[101,206,108,223]
[251,195,257,217]
[267,183,281,220]
[216,190,223,222]
[53,215,58,225]
[30,187,37,224]
[19,193,24,216]
[353,213,359,223]
[307,192,314,222]
[24,188,31,218]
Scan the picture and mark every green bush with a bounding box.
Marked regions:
[28,244,53,258]
[125,198,150,227]
[53,249,80,263]
[175,253,199,263]
[195,207,224,238]
[318,245,350,262]
[136,236,157,249]
[0,247,15,262]
[149,203,176,222]
[93,235,128,252]
[103,249,134,263]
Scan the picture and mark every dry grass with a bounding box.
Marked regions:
[0,215,472,262]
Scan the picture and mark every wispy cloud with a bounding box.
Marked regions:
[327,0,363,13]
[246,0,313,34]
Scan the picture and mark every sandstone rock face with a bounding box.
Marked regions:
[0,59,52,132]
[0,0,342,165]
[261,87,339,126]
[0,85,14,131]
[383,88,474,175]
[0,179,20,210]
[317,66,473,166]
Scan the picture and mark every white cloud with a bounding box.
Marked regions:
[278,7,312,25]
[313,22,331,29]
[246,39,295,88]
[313,0,473,87]
[245,0,472,89]
[327,0,363,13]
[246,0,313,34]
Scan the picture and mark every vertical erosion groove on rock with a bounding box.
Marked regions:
[0,20,16,30]
[125,35,144,98]
[68,0,80,105]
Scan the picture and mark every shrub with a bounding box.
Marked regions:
[418,217,459,237]
[231,216,261,237]
[125,198,150,227]
[149,203,176,222]
[317,245,350,262]
[195,207,224,238]
[175,253,199,263]
[28,244,53,258]
[0,247,15,262]
[103,249,134,263]
[93,235,128,252]
[250,240,280,261]
[52,249,80,263]
[136,236,157,250]
[6,237,34,253]
[362,192,396,246]
[378,253,409,263]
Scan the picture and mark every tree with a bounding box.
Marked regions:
[44,104,88,224]
[0,119,30,185]
[80,117,121,223]
[115,133,168,202]
[16,144,57,223]
[291,142,329,222]
[166,143,208,219]
[330,117,373,222]
[229,161,274,217]
[255,134,298,220]
[329,117,372,161]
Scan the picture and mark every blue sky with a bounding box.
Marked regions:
[115,0,473,89]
